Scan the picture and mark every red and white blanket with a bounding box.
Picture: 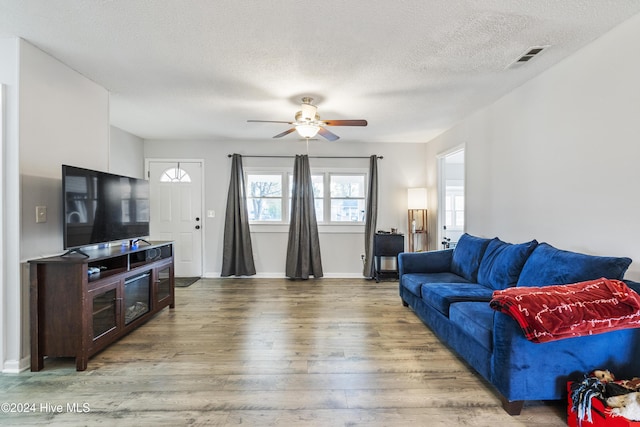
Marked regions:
[490,278,640,343]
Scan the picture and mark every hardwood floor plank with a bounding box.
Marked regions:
[0,278,566,426]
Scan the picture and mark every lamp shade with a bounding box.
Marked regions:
[407,188,428,209]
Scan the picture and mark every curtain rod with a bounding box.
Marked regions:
[227,154,383,159]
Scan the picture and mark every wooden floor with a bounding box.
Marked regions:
[0,278,567,426]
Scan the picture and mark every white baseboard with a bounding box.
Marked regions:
[322,273,366,278]
[204,272,366,279]
[2,356,31,374]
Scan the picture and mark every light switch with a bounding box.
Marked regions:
[36,206,47,223]
[207,210,215,218]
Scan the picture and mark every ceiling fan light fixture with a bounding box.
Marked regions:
[248,96,366,140]
[295,123,320,139]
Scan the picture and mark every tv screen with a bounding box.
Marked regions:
[63,165,150,249]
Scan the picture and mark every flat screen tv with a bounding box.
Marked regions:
[62,165,150,250]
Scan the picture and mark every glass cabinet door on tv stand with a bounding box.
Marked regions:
[155,263,172,305]
[89,279,122,351]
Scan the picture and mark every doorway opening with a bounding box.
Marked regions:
[437,147,465,250]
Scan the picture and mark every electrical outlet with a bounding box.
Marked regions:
[36,206,47,223]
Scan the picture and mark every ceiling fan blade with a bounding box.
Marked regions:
[248,120,294,124]
[318,127,340,141]
[322,119,368,127]
[273,128,296,138]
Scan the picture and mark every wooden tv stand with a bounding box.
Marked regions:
[29,241,175,371]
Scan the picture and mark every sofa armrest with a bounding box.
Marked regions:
[491,311,640,402]
[398,249,454,277]
[625,279,640,294]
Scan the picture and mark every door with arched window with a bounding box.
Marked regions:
[147,160,203,277]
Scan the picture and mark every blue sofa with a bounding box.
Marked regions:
[398,233,640,415]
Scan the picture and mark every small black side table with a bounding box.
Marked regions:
[373,233,405,282]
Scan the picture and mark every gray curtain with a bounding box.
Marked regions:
[286,155,323,279]
[363,155,378,278]
[221,154,256,277]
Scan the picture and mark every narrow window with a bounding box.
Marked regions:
[329,174,366,223]
[246,173,283,222]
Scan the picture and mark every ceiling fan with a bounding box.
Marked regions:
[247,97,367,141]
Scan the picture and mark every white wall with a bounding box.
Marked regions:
[144,139,427,277]
[425,12,640,280]
[20,40,110,261]
[110,125,144,178]
[0,37,20,373]
[0,39,110,372]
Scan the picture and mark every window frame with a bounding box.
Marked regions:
[245,166,368,233]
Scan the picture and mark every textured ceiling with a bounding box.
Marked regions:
[1,1,640,143]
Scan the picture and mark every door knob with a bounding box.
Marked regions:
[195,225,200,230]
[195,217,200,221]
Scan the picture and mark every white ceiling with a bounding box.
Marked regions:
[1,1,639,143]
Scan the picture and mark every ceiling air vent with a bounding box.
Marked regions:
[507,45,549,69]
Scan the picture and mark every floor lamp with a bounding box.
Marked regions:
[407,188,428,252]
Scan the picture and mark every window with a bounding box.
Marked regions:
[445,187,464,230]
[329,174,365,222]
[159,167,191,183]
[246,170,367,226]
[246,174,283,221]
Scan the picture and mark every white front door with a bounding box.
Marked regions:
[148,160,203,277]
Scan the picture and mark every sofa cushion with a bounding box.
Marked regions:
[449,302,494,351]
[450,233,494,282]
[516,243,632,288]
[477,238,538,290]
[421,283,493,317]
[401,272,471,298]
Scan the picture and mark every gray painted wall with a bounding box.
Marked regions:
[144,139,428,277]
